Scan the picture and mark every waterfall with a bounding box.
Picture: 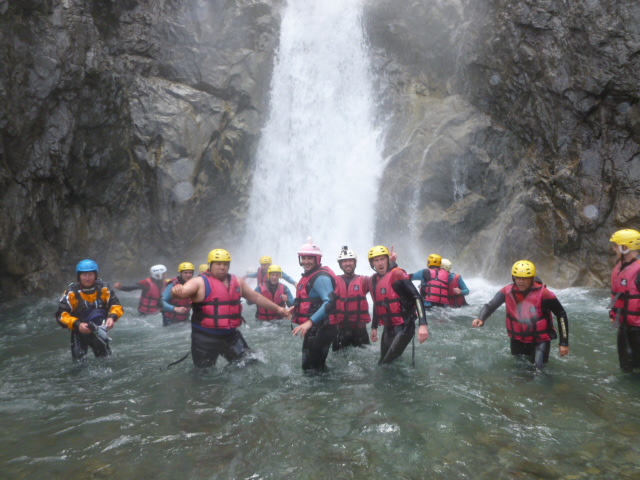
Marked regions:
[240,0,383,274]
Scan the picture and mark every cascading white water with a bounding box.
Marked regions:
[240,0,383,273]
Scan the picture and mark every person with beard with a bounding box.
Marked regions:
[55,259,123,360]
[329,246,372,351]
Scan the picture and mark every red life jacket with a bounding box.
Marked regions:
[610,259,640,327]
[330,275,371,326]
[448,273,468,308]
[257,267,269,285]
[421,267,450,306]
[503,282,555,343]
[371,268,410,327]
[192,273,243,329]
[256,282,287,320]
[163,277,191,323]
[292,266,337,325]
[138,277,165,315]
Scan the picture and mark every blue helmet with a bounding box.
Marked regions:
[76,259,99,275]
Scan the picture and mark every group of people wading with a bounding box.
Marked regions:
[55,228,640,374]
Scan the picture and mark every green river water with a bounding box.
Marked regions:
[1,279,639,479]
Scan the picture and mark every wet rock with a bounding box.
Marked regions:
[0,0,282,296]
[365,0,640,286]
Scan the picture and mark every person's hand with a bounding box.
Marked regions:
[559,346,569,357]
[418,325,429,343]
[78,322,92,334]
[472,319,484,327]
[292,320,313,337]
[175,307,188,315]
[105,318,115,330]
[389,245,397,263]
[114,282,122,289]
[371,328,378,342]
[453,287,462,295]
[172,284,185,299]
[280,294,288,302]
[280,307,292,320]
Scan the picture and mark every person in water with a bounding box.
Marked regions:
[369,245,429,364]
[161,262,195,326]
[609,229,640,372]
[243,255,298,288]
[55,259,124,360]
[471,260,569,368]
[440,258,469,307]
[329,246,372,351]
[248,264,294,320]
[291,238,338,371]
[172,248,290,368]
[115,265,167,315]
[410,254,451,308]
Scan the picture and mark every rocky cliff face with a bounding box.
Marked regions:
[0,0,281,296]
[365,0,640,287]
[2,0,638,298]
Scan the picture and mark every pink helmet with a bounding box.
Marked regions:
[297,237,322,263]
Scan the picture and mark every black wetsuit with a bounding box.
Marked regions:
[371,271,427,365]
[478,287,569,368]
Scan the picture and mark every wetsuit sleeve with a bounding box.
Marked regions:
[410,270,423,282]
[118,282,146,292]
[477,290,506,322]
[392,278,428,326]
[542,296,569,346]
[246,271,258,279]
[453,274,470,295]
[245,285,261,305]
[162,285,175,312]
[283,271,297,286]
[284,285,295,307]
[106,287,124,321]
[56,289,81,331]
[308,275,335,325]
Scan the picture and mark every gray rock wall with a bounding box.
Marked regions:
[2,0,638,297]
[0,0,281,296]
[365,0,640,287]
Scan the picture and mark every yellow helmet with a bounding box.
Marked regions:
[427,254,442,267]
[368,245,390,259]
[208,249,232,263]
[198,263,208,273]
[512,260,536,278]
[178,262,195,273]
[610,229,640,250]
[267,264,283,275]
[259,255,273,265]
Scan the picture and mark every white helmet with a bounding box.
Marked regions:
[150,264,167,280]
[297,237,322,257]
[440,259,452,272]
[337,245,357,262]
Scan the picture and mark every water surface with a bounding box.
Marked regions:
[1,282,639,479]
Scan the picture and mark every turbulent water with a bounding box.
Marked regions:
[2,281,640,479]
